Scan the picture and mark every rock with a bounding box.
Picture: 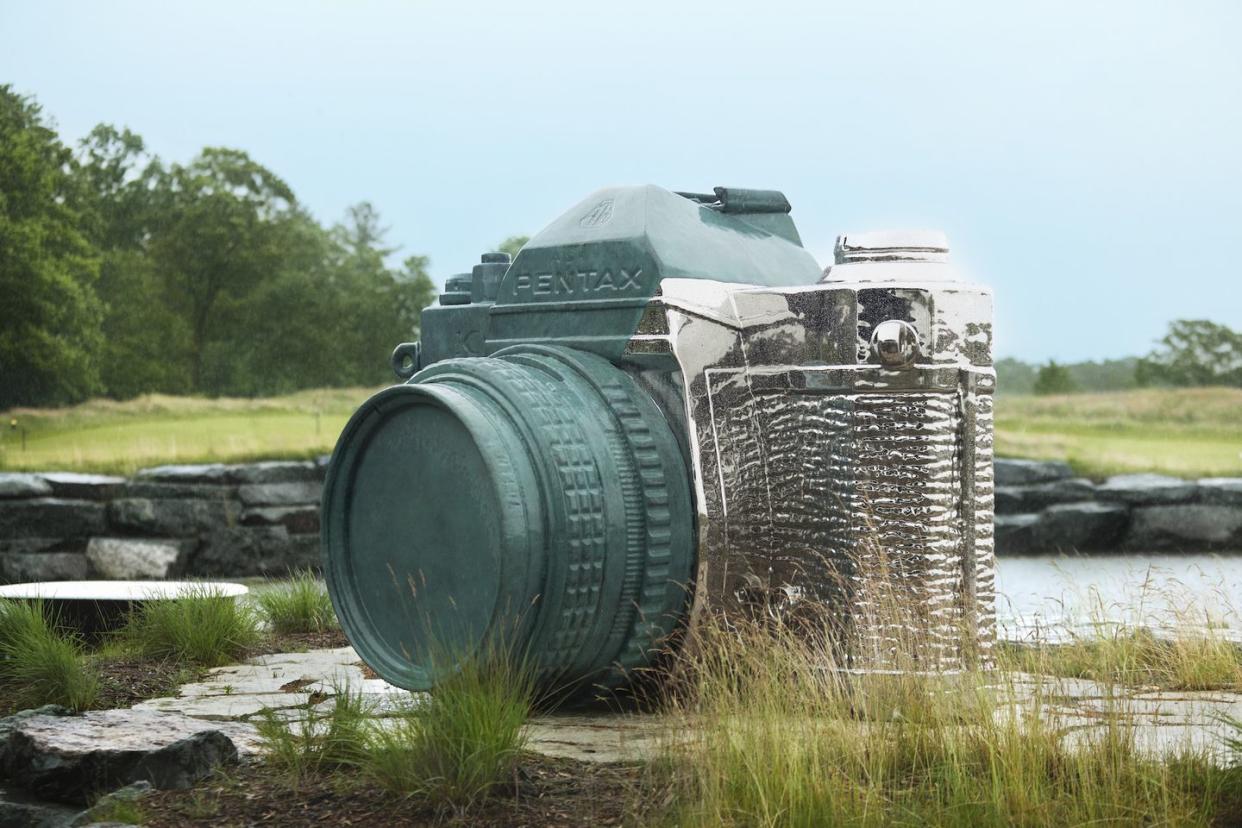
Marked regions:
[240,505,319,534]
[191,526,316,577]
[315,454,333,473]
[108,498,239,536]
[0,786,77,827]
[1200,478,1242,507]
[85,538,184,579]
[236,481,322,507]
[0,553,91,583]
[131,464,235,485]
[119,481,234,500]
[994,478,1096,514]
[1030,502,1129,552]
[0,499,105,540]
[0,474,51,499]
[0,709,253,804]
[231,461,319,485]
[0,537,84,557]
[1097,473,1198,505]
[1124,504,1242,550]
[38,473,125,501]
[995,513,1041,555]
[67,781,152,827]
[994,459,1073,487]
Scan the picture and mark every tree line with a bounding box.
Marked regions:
[998,320,1242,395]
[1,85,439,409]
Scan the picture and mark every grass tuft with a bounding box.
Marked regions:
[366,653,533,810]
[255,571,338,635]
[122,586,261,667]
[257,685,374,782]
[0,599,99,711]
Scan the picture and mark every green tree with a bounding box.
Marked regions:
[143,148,299,392]
[74,125,191,397]
[1033,360,1076,395]
[0,86,104,408]
[496,235,529,259]
[1136,320,1242,388]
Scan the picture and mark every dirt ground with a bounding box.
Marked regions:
[142,753,655,827]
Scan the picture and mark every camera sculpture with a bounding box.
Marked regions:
[322,185,995,692]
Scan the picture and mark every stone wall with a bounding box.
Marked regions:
[0,461,327,582]
[994,459,1242,554]
[2,458,1241,582]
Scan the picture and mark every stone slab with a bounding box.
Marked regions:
[236,482,322,507]
[0,499,106,540]
[994,459,1074,486]
[108,498,240,536]
[0,553,90,583]
[1124,504,1242,549]
[0,709,259,803]
[240,505,319,534]
[995,478,1097,515]
[0,473,51,499]
[1200,478,1242,507]
[85,537,185,579]
[131,464,235,485]
[231,462,320,485]
[39,473,125,501]
[1098,473,1199,505]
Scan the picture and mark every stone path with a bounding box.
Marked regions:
[125,645,1242,766]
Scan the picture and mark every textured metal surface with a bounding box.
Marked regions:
[627,240,995,668]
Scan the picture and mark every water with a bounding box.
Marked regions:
[995,553,1242,642]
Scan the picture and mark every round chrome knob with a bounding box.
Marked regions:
[870,320,920,368]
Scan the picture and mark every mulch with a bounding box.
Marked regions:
[141,753,655,827]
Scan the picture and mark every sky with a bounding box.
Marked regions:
[2,0,1239,361]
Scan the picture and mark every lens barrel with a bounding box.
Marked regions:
[322,344,694,693]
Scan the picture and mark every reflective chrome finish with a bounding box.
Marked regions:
[626,233,995,668]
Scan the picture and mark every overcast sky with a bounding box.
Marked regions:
[3,0,1239,361]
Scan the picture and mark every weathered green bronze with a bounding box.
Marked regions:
[325,185,996,694]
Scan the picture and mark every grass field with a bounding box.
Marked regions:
[996,387,1242,479]
[0,389,375,475]
[1,386,1239,479]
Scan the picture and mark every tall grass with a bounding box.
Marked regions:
[257,645,535,814]
[366,652,533,810]
[123,586,261,667]
[655,597,1222,826]
[257,685,374,781]
[255,571,338,635]
[0,599,99,711]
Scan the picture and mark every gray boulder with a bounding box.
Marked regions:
[191,526,310,576]
[0,538,83,557]
[1124,504,1242,550]
[131,464,235,485]
[1097,473,1198,505]
[994,459,1073,487]
[1030,502,1129,551]
[994,478,1096,514]
[108,498,239,536]
[0,709,252,804]
[240,505,319,534]
[85,538,185,579]
[995,513,1041,555]
[1199,478,1242,507]
[0,787,77,827]
[119,481,234,500]
[0,474,51,500]
[237,481,322,507]
[38,473,124,501]
[0,553,90,583]
[0,500,105,540]
[231,461,319,485]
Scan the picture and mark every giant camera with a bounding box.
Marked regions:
[322,185,995,692]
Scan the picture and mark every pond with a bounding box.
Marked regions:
[995,553,1242,642]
